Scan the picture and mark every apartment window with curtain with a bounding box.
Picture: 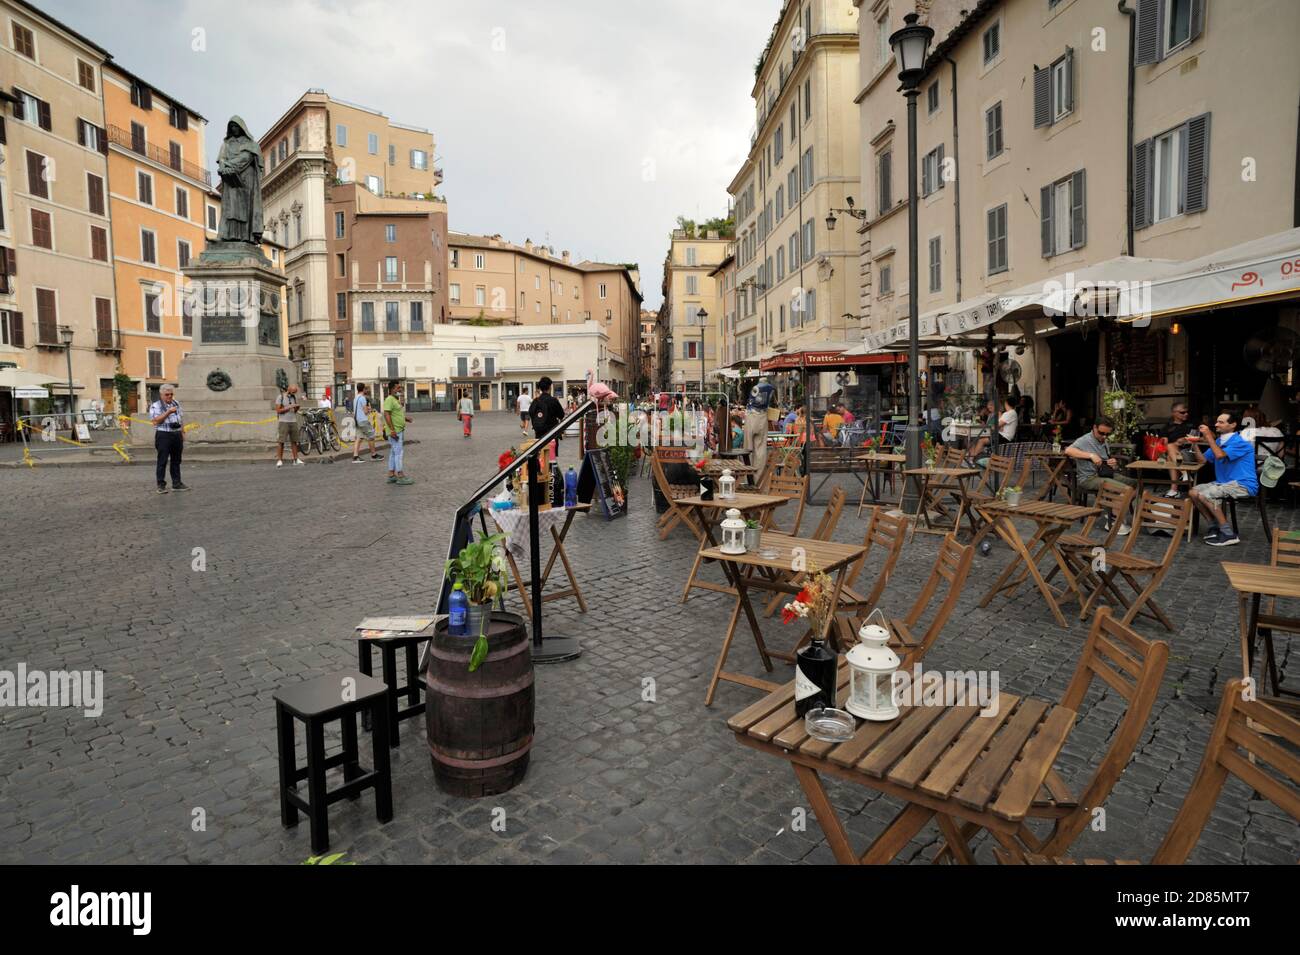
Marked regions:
[385,302,399,331]
[987,204,1008,274]
[336,337,345,359]
[385,224,396,243]
[1040,170,1086,256]
[449,283,460,303]
[410,302,424,331]
[475,286,486,306]
[385,256,398,281]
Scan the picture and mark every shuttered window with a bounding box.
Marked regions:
[90,226,108,261]
[1134,113,1210,230]
[921,144,945,196]
[12,22,35,58]
[987,204,1008,274]
[36,289,57,343]
[95,298,113,345]
[985,103,1004,159]
[1033,50,1074,128]
[30,210,52,249]
[1040,170,1086,257]
[1134,0,1205,66]
[137,171,153,205]
[26,150,49,198]
[87,174,105,215]
[141,229,157,264]
[877,150,892,214]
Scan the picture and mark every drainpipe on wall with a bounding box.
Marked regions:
[1119,1,1136,256]
[945,56,961,303]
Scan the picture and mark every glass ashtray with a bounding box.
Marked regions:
[804,707,856,743]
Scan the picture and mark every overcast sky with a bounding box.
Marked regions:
[42,0,783,308]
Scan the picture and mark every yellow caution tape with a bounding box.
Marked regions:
[110,441,132,463]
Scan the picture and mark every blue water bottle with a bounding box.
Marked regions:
[448,581,468,636]
[564,466,578,508]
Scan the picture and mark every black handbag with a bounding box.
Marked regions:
[1096,462,1115,479]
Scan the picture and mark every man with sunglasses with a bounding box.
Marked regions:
[1066,415,1136,534]
[1188,409,1256,547]
[1155,402,1195,498]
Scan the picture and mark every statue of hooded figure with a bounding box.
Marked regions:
[216,115,263,244]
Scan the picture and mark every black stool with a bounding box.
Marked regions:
[274,670,393,855]
[357,634,427,746]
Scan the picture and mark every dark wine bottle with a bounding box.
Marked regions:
[794,636,837,717]
[550,462,564,507]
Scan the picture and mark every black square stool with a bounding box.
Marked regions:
[358,634,427,747]
[274,670,393,855]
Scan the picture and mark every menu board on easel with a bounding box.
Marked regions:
[577,448,625,521]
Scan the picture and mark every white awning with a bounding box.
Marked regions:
[0,367,61,389]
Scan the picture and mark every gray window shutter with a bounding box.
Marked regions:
[1133,137,1152,230]
[1189,0,1205,44]
[1070,169,1086,249]
[937,143,945,189]
[1041,185,1054,257]
[1064,48,1075,114]
[1135,0,1161,65]
[1183,112,1211,214]
[1033,66,1050,128]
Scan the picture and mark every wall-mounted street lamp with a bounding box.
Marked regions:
[825,196,867,232]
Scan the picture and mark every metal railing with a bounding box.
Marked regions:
[107,125,212,186]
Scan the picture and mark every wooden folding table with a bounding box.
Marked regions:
[697,536,865,705]
[1025,449,1072,502]
[679,492,789,601]
[855,452,906,516]
[972,499,1101,628]
[902,466,979,537]
[491,503,590,619]
[729,661,1076,864]
[1222,561,1300,711]
[1126,459,1204,539]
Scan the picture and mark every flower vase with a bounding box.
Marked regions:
[466,603,490,639]
[744,526,761,551]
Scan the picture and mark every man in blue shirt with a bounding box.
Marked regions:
[1189,409,1258,547]
[744,375,777,476]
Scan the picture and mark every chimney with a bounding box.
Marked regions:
[524,239,533,252]
[561,250,570,264]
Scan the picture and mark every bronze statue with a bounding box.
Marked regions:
[216,116,263,244]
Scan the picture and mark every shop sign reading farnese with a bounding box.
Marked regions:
[516,342,549,351]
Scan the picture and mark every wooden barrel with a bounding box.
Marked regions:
[425,611,534,797]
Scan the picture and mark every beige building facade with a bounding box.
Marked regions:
[663,229,729,393]
[854,0,1300,423]
[0,0,118,425]
[259,89,440,401]
[728,0,862,378]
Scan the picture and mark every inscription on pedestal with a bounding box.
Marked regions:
[258,311,281,348]
[202,313,248,344]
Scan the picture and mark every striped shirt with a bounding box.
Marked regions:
[149,399,183,432]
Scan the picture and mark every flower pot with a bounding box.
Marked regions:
[1004,491,1023,507]
[744,526,761,551]
[465,603,491,638]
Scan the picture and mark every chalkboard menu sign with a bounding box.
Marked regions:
[577,448,625,520]
[1106,327,1166,386]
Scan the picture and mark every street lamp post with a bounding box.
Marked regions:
[696,307,708,395]
[58,324,75,425]
[889,12,934,511]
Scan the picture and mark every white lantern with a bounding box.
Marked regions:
[719,507,747,555]
[718,468,737,500]
[845,619,900,721]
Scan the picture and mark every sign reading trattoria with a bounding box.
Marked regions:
[516,342,549,351]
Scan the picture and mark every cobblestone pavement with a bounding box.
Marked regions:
[1,412,1296,864]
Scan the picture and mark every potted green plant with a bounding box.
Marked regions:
[444,532,508,671]
[1001,485,1023,507]
[743,517,762,551]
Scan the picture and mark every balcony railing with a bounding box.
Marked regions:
[376,366,408,380]
[107,125,212,186]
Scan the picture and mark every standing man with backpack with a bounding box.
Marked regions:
[351,382,381,463]
[529,376,565,459]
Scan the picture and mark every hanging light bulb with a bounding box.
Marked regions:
[1170,322,1181,335]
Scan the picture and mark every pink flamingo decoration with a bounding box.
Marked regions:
[585,370,618,408]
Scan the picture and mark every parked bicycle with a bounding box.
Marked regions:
[299,408,341,455]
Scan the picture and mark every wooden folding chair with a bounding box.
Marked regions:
[764,472,808,536]
[839,506,909,616]
[1050,481,1136,591]
[761,487,847,617]
[964,454,1021,507]
[1251,529,1300,702]
[997,678,1300,864]
[838,533,973,666]
[937,607,1168,863]
[652,451,703,542]
[1076,493,1190,630]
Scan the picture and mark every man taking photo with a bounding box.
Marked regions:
[1188,409,1257,547]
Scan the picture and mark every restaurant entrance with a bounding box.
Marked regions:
[1048,331,1100,435]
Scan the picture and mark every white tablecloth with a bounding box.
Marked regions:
[491,506,577,557]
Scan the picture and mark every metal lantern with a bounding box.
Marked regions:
[718,468,737,500]
[720,507,747,555]
[845,618,900,721]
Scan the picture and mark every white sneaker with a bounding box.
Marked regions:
[276,460,283,468]
[1116,523,1131,536]
[1163,488,1181,498]
[293,458,306,466]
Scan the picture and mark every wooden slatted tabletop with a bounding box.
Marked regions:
[1221,561,1300,599]
[975,499,1098,524]
[679,492,788,512]
[729,662,1076,862]
[698,536,864,574]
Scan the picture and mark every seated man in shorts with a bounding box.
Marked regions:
[1188,409,1257,547]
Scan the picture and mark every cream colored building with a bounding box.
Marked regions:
[259,89,440,400]
[663,228,729,393]
[0,0,118,421]
[854,0,1300,422]
[727,0,861,380]
[445,232,643,398]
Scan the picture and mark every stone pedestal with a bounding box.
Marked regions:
[132,244,293,446]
